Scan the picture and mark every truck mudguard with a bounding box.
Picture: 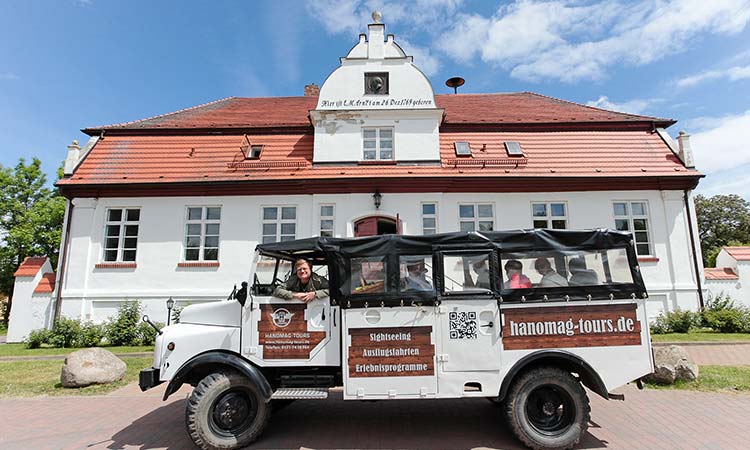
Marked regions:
[498,349,609,401]
[163,351,272,401]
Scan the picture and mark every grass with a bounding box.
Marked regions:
[0,356,153,397]
[651,331,750,342]
[0,343,153,357]
[0,323,6,336]
[645,365,750,392]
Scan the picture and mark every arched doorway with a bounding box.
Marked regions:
[354,215,399,237]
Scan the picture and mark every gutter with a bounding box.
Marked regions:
[684,190,704,309]
[53,200,74,323]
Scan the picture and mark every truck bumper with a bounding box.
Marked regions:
[139,368,162,392]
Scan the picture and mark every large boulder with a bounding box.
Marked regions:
[645,345,699,384]
[60,347,127,388]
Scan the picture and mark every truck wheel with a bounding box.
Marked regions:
[504,367,590,450]
[186,372,270,450]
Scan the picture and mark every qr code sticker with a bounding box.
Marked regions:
[449,311,478,339]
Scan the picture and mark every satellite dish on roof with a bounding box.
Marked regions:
[445,77,465,94]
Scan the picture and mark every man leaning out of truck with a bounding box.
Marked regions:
[273,259,330,303]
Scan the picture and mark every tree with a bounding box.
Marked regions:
[0,158,66,325]
[694,194,750,267]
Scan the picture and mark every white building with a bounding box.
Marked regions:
[8,17,705,341]
[705,247,750,307]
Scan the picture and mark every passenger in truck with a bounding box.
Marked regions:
[273,258,329,302]
[534,257,569,287]
[503,259,532,289]
[568,257,600,286]
[403,260,433,291]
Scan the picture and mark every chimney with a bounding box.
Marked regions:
[367,11,385,59]
[676,131,695,169]
[304,83,320,97]
[63,140,81,175]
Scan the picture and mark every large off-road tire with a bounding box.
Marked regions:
[504,367,590,450]
[186,372,270,450]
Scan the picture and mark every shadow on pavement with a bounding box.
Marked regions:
[107,399,194,450]
[107,392,607,450]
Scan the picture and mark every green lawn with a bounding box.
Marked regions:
[0,356,153,397]
[645,365,750,392]
[0,323,6,336]
[651,331,750,342]
[0,343,153,357]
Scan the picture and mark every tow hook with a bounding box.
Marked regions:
[142,315,162,335]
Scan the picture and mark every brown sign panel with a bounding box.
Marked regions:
[258,304,326,359]
[502,304,641,350]
[348,326,435,378]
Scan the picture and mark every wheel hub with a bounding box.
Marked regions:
[213,392,251,431]
[542,401,557,416]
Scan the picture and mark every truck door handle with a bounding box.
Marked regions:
[481,321,494,328]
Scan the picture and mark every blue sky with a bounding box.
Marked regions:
[1,0,749,199]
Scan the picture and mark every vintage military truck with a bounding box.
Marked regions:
[140,229,652,450]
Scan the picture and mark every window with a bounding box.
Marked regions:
[247,145,262,159]
[422,203,437,235]
[613,201,652,255]
[364,72,389,95]
[532,202,567,229]
[505,141,523,156]
[400,255,434,292]
[262,206,296,243]
[350,256,386,295]
[454,142,471,156]
[362,127,393,160]
[103,208,140,262]
[459,204,494,232]
[320,205,335,237]
[184,206,221,261]
[441,252,492,293]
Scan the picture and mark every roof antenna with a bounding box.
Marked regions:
[445,77,465,94]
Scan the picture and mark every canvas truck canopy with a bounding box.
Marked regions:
[255,229,647,307]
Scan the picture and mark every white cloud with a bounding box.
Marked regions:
[585,95,660,115]
[439,0,750,82]
[0,72,19,80]
[696,168,750,200]
[397,38,440,76]
[676,64,750,88]
[689,110,750,174]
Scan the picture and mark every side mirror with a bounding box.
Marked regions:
[235,281,248,307]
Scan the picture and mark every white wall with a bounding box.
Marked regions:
[6,259,55,342]
[59,189,701,323]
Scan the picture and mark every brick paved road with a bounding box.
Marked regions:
[1,383,749,450]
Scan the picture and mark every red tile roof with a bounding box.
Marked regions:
[14,257,48,277]
[34,273,56,293]
[84,92,673,133]
[723,246,750,261]
[57,130,699,188]
[704,268,739,280]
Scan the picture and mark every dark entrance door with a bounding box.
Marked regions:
[354,216,398,237]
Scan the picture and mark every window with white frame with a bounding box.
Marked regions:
[458,203,494,232]
[184,206,221,261]
[613,201,652,255]
[262,206,296,243]
[103,208,140,262]
[532,202,568,229]
[320,205,335,237]
[362,127,393,160]
[422,203,437,235]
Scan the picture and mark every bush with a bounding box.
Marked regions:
[105,301,142,346]
[24,328,51,349]
[136,320,163,346]
[78,321,105,347]
[650,314,670,334]
[701,293,750,333]
[48,317,82,348]
[651,309,700,333]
